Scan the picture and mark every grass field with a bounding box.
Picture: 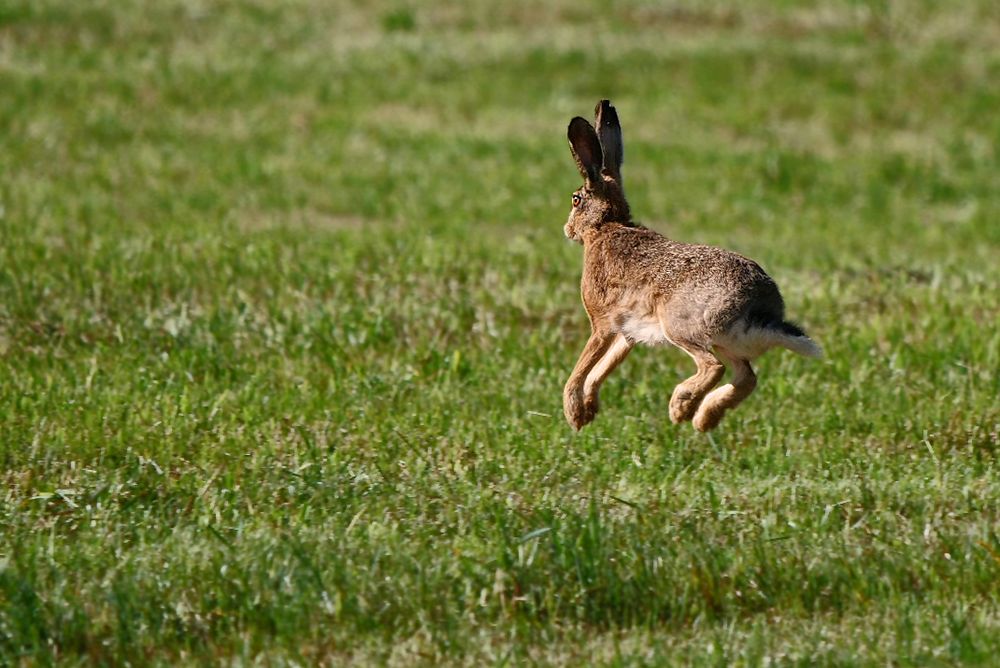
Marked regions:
[2,0,999,664]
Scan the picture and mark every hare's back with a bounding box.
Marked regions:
[613,232,781,309]
[619,235,786,342]
[593,227,786,345]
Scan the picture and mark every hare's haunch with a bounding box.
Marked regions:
[563,100,821,432]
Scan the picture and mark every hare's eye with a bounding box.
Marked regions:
[571,193,582,207]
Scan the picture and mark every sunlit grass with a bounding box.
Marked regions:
[1,0,998,664]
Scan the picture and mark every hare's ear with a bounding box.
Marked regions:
[568,117,603,186]
[594,99,623,182]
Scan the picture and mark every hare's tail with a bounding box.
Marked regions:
[768,321,823,358]
[716,318,822,360]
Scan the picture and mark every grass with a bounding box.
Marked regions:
[1,0,999,664]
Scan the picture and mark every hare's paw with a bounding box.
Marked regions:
[563,388,597,430]
[669,386,701,423]
[581,393,600,425]
[692,400,726,432]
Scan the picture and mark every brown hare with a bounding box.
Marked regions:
[563,100,821,432]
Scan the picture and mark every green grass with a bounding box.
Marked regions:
[2,0,999,664]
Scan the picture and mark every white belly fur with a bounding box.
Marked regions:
[619,314,788,359]
[620,314,668,345]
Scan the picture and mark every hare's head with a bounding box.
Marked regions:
[565,100,631,243]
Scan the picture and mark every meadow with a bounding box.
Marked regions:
[1,0,999,664]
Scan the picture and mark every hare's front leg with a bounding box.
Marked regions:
[582,333,633,416]
[563,330,617,430]
[668,341,725,424]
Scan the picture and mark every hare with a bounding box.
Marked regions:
[562,100,821,432]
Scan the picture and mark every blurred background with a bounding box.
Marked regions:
[4,1,998,254]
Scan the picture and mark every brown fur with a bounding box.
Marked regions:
[563,100,821,432]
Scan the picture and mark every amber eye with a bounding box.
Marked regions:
[571,193,582,207]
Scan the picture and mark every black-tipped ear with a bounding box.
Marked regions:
[594,99,623,182]
[568,117,603,185]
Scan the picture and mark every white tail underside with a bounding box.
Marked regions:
[713,322,823,361]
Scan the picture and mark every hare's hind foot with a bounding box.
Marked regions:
[668,341,725,423]
[669,386,702,423]
[692,358,758,432]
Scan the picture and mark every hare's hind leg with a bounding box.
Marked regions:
[667,341,725,424]
[692,352,757,432]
